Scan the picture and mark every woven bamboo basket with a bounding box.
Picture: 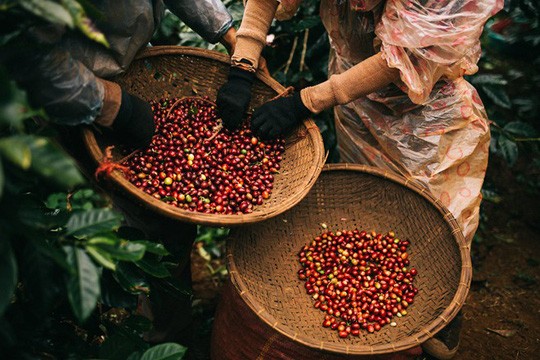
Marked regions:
[82,46,325,226]
[224,163,472,356]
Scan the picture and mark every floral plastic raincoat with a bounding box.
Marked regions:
[278,0,503,243]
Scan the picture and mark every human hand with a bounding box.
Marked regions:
[251,92,311,139]
[112,90,155,149]
[216,66,256,130]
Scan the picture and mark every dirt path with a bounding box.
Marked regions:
[458,217,540,358]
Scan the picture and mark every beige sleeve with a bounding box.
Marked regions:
[231,0,279,70]
[300,52,401,114]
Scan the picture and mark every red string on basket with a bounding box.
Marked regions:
[94,146,130,180]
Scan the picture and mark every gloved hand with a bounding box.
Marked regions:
[112,90,155,149]
[251,92,311,139]
[216,66,256,130]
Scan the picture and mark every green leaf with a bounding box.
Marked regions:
[86,245,117,270]
[34,239,71,272]
[140,343,187,360]
[45,192,68,210]
[99,326,149,360]
[70,188,103,210]
[19,0,74,28]
[61,0,110,47]
[481,84,512,109]
[64,246,100,322]
[132,241,169,256]
[0,69,44,130]
[0,158,4,199]
[497,135,519,167]
[100,270,138,309]
[0,136,31,169]
[135,256,171,278]
[504,121,537,138]
[87,235,146,261]
[114,262,150,294]
[24,136,85,189]
[470,74,508,85]
[20,241,63,317]
[48,188,108,211]
[0,240,17,316]
[66,208,123,237]
[0,135,84,189]
[127,351,144,360]
[17,194,69,230]
[126,351,142,360]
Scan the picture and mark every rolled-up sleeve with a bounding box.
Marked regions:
[164,0,234,43]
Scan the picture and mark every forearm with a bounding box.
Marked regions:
[300,52,400,114]
[231,0,279,70]
[219,26,236,54]
[164,0,234,44]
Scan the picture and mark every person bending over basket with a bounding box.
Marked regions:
[1,0,238,150]
[1,0,240,351]
[216,0,503,359]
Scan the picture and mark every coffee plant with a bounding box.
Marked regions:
[469,0,540,168]
[0,2,188,359]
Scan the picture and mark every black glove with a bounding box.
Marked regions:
[251,92,311,139]
[112,90,155,149]
[216,66,256,130]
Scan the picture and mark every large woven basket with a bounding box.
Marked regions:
[226,163,472,355]
[82,46,325,226]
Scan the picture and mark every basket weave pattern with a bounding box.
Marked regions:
[228,164,471,355]
[82,46,325,226]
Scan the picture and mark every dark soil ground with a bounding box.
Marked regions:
[189,157,540,360]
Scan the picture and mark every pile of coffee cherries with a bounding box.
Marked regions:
[122,97,285,214]
[298,229,418,338]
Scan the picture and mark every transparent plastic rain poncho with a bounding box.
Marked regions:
[278,0,503,243]
[1,0,233,126]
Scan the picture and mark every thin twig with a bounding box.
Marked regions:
[299,29,309,72]
[284,36,298,75]
[269,86,295,101]
[207,120,224,141]
[165,97,184,121]
[116,149,139,165]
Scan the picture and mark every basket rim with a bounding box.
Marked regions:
[227,163,472,355]
[81,46,325,226]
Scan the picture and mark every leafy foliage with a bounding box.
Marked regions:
[4,0,109,47]
[469,0,540,167]
[0,2,188,358]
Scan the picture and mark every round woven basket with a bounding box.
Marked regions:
[226,163,472,355]
[82,46,325,226]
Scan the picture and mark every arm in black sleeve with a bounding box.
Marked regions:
[1,39,103,126]
[164,0,234,44]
